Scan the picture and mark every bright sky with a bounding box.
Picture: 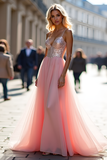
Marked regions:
[87,0,107,5]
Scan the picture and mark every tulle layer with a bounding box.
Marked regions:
[9,57,107,156]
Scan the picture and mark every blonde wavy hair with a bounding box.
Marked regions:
[73,48,87,59]
[46,4,72,31]
[0,39,10,52]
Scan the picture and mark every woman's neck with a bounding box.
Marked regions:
[55,23,65,31]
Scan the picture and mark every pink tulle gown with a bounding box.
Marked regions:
[9,29,107,156]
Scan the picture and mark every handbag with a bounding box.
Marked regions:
[14,64,21,72]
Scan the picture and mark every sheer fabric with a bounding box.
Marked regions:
[9,29,107,156]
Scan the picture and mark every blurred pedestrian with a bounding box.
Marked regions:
[103,53,107,69]
[95,52,103,75]
[0,39,11,55]
[18,39,38,91]
[0,44,14,101]
[13,53,21,73]
[69,48,86,90]
[35,46,44,79]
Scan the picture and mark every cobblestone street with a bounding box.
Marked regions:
[0,64,107,160]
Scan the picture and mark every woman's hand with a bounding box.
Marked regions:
[58,75,65,88]
[18,65,22,69]
[35,79,38,86]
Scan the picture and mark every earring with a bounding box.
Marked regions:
[62,17,64,23]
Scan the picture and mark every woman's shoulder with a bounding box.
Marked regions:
[64,29,73,40]
[65,28,73,35]
[46,31,52,39]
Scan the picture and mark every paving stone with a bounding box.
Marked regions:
[0,65,107,159]
[69,155,102,160]
[15,159,39,160]
[0,156,13,160]
[15,156,68,160]
[28,152,68,159]
[0,155,4,159]
[4,150,35,156]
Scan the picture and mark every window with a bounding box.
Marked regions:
[82,13,87,23]
[83,26,87,37]
[77,11,82,21]
[89,15,93,25]
[94,17,98,26]
[78,25,83,37]
[88,28,93,39]
[69,7,72,17]
[75,10,78,20]
[95,30,98,40]
[105,33,107,42]
[76,0,83,7]
[64,5,66,10]
[75,24,78,35]
[66,0,72,2]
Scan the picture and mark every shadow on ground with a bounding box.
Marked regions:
[0,149,106,160]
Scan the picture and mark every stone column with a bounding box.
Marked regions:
[41,29,45,47]
[0,2,12,45]
[24,16,30,40]
[31,21,38,48]
[36,18,41,47]
[11,9,23,60]
[24,7,33,41]
[36,25,41,47]
[10,0,26,62]
[22,15,26,48]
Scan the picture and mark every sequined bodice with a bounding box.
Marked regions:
[45,36,66,58]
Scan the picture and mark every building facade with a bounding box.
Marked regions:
[0,0,107,61]
[0,0,47,63]
[62,0,107,56]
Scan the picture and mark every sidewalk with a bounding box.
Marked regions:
[0,64,107,160]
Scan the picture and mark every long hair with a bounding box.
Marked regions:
[73,48,87,59]
[0,39,10,52]
[46,4,73,31]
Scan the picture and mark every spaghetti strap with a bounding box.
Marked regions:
[62,28,67,36]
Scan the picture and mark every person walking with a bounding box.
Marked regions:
[35,46,44,79]
[69,48,86,90]
[0,44,14,101]
[18,39,38,91]
[95,52,103,75]
[103,53,107,69]
[9,4,107,157]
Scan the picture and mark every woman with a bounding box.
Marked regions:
[0,44,14,101]
[70,48,86,90]
[0,39,12,100]
[9,4,107,156]
[35,46,45,79]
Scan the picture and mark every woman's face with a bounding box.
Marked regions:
[50,10,63,26]
[37,48,42,54]
[76,51,81,58]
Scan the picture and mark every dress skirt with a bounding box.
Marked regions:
[9,57,107,156]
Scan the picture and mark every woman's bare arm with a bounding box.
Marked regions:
[58,30,73,88]
[44,32,52,57]
[44,33,49,57]
[61,30,73,76]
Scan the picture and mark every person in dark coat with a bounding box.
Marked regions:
[18,39,38,91]
[103,53,107,69]
[69,48,86,89]
[95,52,103,74]
[35,46,44,79]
